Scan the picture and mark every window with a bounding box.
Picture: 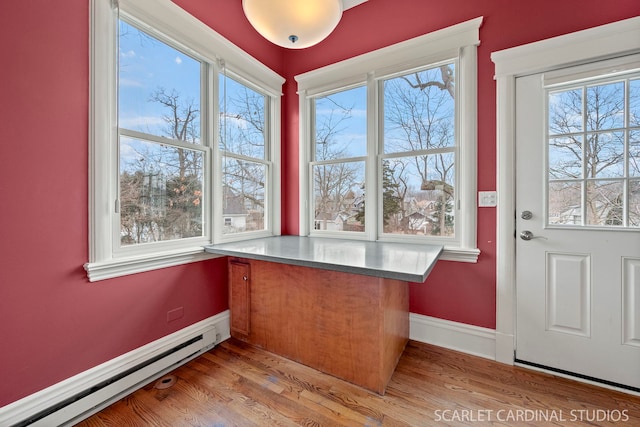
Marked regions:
[381,63,457,238]
[546,65,640,228]
[87,0,283,281]
[297,18,482,262]
[220,74,271,235]
[118,19,206,247]
[312,86,367,233]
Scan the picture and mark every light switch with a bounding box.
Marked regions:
[478,191,497,207]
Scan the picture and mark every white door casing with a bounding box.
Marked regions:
[492,17,640,372]
[514,67,640,390]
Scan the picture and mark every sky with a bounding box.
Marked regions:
[118,19,201,139]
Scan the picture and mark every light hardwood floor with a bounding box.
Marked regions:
[76,338,640,426]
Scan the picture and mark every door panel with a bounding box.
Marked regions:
[546,252,591,336]
[515,65,640,391]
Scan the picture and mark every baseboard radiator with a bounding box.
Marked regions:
[6,325,218,427]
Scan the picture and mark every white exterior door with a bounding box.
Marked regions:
[515,57,640,391]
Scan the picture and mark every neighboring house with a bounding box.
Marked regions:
[553,202,622,226]
[222,185,248,232]
[314,211,344,231]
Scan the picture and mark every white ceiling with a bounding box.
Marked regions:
[343,0,368,10]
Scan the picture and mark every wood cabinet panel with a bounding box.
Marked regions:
[229,260,250,336]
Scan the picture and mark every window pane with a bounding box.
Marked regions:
[585,180,624,226]
[120,137,204,245]
[630,78,640,127]
[118,20,201,143]
[383,154,455,237]
[549,136,582,179]
[220,75,266,159]
[384,63,456,154]
[630,129,640,177]
[312,161,365,232]
[314,86,367,160]
[548,181,582,225]
[586,81,624,131]
[630,180,640,227]
[548,88,583,135]
[222,157,266,234]
[585,132,624,178]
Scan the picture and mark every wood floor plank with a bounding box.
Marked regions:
[75,338,640,426]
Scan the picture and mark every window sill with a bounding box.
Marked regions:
[84,247,222,282]
[440,247,481,263]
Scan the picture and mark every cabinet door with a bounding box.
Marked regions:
[229,260,250,336]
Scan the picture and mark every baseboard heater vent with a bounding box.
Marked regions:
[11,326,217,427]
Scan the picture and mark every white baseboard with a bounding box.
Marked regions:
[0,311,230,427]
[410,313,496,360]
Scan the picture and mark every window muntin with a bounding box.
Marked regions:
[546,73,640,228]
[381,62,457,238]
[118,18,207,247]
[220,74,270,234]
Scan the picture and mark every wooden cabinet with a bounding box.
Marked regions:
[227,257,409,395]
[229,260,250,336]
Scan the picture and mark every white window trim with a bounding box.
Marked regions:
[86,0,284,281]
[296,17,482,262]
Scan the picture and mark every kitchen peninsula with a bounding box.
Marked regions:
[205,236,442,394]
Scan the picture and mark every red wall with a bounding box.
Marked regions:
[279,0,639,328]
[0,0,276,407]
[0,0,637,408]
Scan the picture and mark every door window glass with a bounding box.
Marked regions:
[547,73,640,228]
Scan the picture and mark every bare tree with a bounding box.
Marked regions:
[313,94,362,229]
[219,79,268,232]
[120,88,203,244]
[548,81,629,226]
[149,87,201,177]
[383,65,456,236]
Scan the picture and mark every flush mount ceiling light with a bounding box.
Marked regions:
[242,0,343,49]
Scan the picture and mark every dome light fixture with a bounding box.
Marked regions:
[242,0,343,49]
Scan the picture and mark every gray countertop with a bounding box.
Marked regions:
[204,236,442,282]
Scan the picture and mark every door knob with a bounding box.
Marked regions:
[520,230,546,241]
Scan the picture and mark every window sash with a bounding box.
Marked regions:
[221,155,270,235]
[115,15,211,255]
